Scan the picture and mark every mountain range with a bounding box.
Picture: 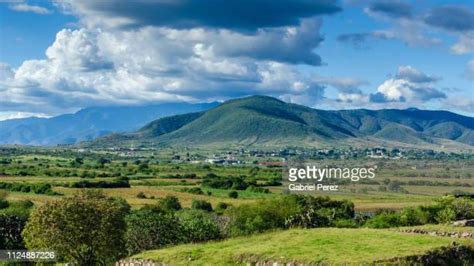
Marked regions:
[0,102,218,145]
[88,96,474,151]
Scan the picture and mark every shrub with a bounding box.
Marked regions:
[191,200,213,212]
[71,177,130,188]
[32,183,52,194]
[215,202,230,215]
[364,195,473,228]
[227,196,302,236]
[216,202,229,210]
[0,200,34,218]
[157,196,182,212]
[388,180,408,193]
[136,192,147,199]
[436,208,456,224]
[449,197,474,220]
[202,175,256,190]
[333,218,358,228]
[176,210,222,243]
[125,208,181,255]
[365,213,402,228]
[228,191,238,198]
[0,182,58,195]
[285,196,355,228]
[0,199,9,210]
[399,207,429,226]
[181,187,204,195]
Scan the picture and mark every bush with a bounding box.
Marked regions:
[285,196,355,228]
[125,208,181,255]
[157,196,182,212]
[0,199,9,210]
[176,210,222,243]
[71,177,130,188]
[333,219,358,228]
[202,175,256,190]
[399,207,429,226]
[136,192,147,199]
[228,191,238,198]
[436,208,456,224]
[191,200,213,212]
[227,196,302,236]
[388,180,408,193]
[0,182,58,195]
[181,187,204,195]
[216,202,229,210]
[365,213,402,228]
[448,197,474,220]
[364,195,473,228]
[215,202,230,215]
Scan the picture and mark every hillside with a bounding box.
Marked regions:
[0,102,217,145]
[134,228,471,265]
[89,96,474,150]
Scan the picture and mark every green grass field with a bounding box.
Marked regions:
[135,228,472,265]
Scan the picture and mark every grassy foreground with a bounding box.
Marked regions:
[134,228,471,265]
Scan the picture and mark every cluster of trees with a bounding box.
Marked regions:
[202,173,269,194]
[0,182,58,195]
[202,173,253,190]
[227,196,355,235]
[68,177,130,188]
[364,196,473,228]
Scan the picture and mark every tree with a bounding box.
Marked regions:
[228,191,238,199]
[0,215,27,249]
[157,195,182,212]
[191,200,213,212]
[97,157,110,167]
[22,190,129,265]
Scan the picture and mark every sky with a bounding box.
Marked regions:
[0,0,473,120]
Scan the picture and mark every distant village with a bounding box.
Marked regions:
[66,146,473,164]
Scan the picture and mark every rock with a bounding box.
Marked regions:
[452,219,474,227]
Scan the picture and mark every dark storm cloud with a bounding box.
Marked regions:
[424,5,474,32]
[368,0,413,18]
[68,0,341,31]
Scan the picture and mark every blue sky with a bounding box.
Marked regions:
[0,0,472,120]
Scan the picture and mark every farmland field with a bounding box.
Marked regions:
[1,148,473,210]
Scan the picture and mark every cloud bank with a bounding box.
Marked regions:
[1,0,471,118]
